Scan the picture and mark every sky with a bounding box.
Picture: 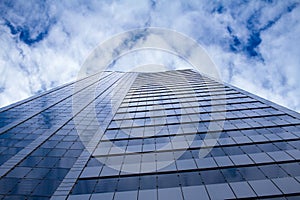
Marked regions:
[0,0,300,112]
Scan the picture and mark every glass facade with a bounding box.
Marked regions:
[0,69,300,199]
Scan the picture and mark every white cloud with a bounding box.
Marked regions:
[0,0,299,113]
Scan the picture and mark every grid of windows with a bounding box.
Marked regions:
[0,69,300,199]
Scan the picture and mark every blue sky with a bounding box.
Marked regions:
[0,0,300,112]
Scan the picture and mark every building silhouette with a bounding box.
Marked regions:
[0,69,300,199]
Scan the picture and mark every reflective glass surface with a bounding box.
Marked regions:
[0,70,300,199]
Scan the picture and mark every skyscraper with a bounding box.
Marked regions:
[0,69,300,199]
